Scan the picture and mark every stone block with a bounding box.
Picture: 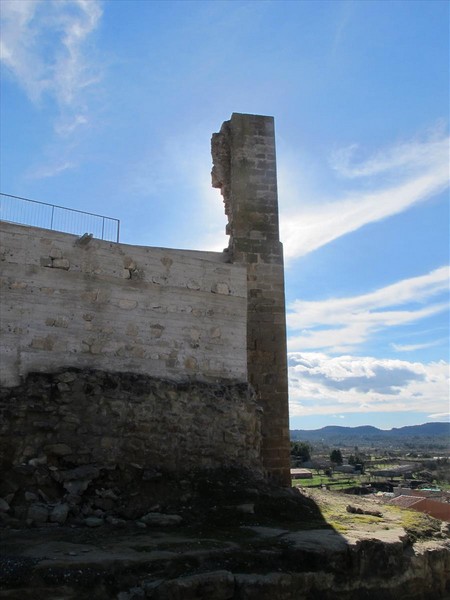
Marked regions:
[50,503,69,524]
[0,498,10,512]
[27,503,49,524]
[52,258,70,270]
[153,570,235,599]
[44,443,73,456]
[211,282,230,294]
[49,247,63,259]
[139,513,182,527]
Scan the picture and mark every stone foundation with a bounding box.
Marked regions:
[0,369,262,525]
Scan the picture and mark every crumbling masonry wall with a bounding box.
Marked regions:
[0,113,291,491]
[0,221,261,477]
[212,113,291,485]
[0,371,261,474]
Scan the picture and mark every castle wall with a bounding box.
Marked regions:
[0,370,261,475]
[0,113,291,510]
[0,221,262,483]
[0,221,247,387]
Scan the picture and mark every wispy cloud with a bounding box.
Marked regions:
[287,266,449,353]
[391,340,444,353]
[331,0,355,57]
[1,0,102,136]
[289,352,449,417]
[279,129,449,259]
[26,160,76,180]
[329,129,448,179]
[427,412,450,421]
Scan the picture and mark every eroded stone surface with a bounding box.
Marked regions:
[0,370,262,495]
[1,512,448,600]
[212,114,290,485]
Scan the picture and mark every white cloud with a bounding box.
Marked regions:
[427,412,450,421]
[279,130,449,259]
[55,115,89,137]
[26,160,76,180]
[391,340,443,353]
[289,352,449,418]
[331,0,354,57]
[287,266,449,353]
[0,0,102,135]
[330,130,448,179]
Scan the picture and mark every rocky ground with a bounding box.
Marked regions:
[1,471,449,599]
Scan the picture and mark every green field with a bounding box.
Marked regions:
[292,471,403,490]
[292,469,450,492]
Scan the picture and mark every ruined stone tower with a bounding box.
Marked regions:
[0,113,291,495]
[212,113,291,485]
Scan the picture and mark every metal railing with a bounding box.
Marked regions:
[0,193,120,242]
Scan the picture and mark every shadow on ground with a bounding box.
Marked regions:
[1,469,449,599]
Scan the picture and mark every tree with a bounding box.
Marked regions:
[330,449,343,465]
[310,459,328,475]
[290,441,311,463]
[349,453,365,467]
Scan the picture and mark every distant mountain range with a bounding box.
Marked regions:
[290,422,450,444]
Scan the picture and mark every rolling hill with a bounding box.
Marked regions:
[290,422,450,447]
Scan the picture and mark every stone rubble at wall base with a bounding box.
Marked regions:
[0,368,262,527]
[1,490,449,600]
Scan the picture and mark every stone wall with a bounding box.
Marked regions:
[0,221,247,387]
[0,112,291,496]
[0,369,262,525]
[0,369,261,473]
[212,113,291,485]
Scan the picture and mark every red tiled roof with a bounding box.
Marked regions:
[388,495,424,508]
[412,498,450,522]
[388,495,450,521]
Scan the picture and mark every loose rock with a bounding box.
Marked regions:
[84,516,104,527]
[50,503,69,524]
[0,498,10,512]
[27,503,49,524]
[139,513,182,527]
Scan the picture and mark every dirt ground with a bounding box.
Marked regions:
[1,487,449,599]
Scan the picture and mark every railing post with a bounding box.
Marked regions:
[101,217,105,240]
[50,205,55,230]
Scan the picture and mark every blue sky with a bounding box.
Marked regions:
[1,0,448,430]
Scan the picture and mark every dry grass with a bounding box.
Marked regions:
[296,487,443,541]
